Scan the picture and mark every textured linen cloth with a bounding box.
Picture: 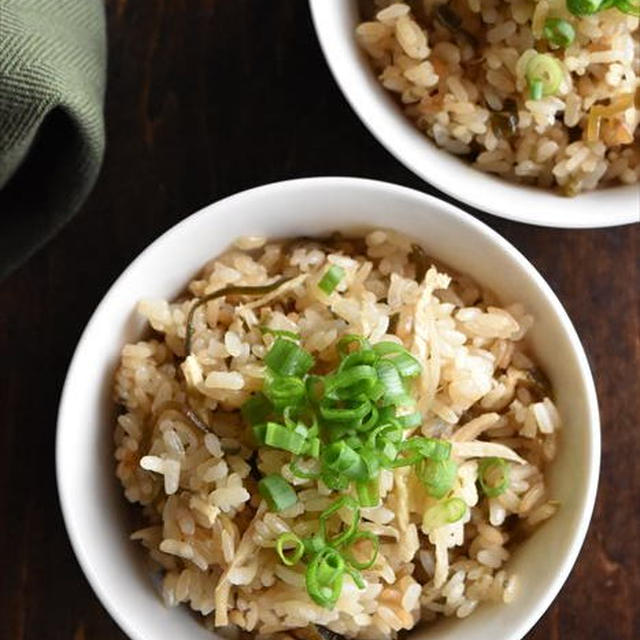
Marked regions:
[0,0,106,279]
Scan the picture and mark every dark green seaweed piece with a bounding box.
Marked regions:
[291,625,347,640]
[434,4,478,47]
[409,243,429,282]
[491,98,519,139]
[184,277,292,354]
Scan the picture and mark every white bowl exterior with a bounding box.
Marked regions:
[57,178,599,640]
[309,0,639,228]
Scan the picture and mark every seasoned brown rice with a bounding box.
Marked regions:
[114,230,559,639]
[356,1,639,196]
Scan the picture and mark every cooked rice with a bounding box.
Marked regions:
[114,230,559,639]
[356,1,640,196]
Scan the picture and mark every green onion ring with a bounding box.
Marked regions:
[275,532,305,566]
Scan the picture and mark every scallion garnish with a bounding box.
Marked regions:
[542,18,576,48]
[289,457,321,479]
[243,331,467,608]
[275,532,305,566]
[525,54,563,100]
[529,78,544,100]
[258,474,298,512]
[415,457,458,498]
[241,392,272,425]
[567,0,602,11]
[318,265,346,294]
[478,457,510,497]
[319,495,360,547]
[375,359,410,405]
[397,411,422,429]
[342,531,379,570]
[566,0,617,14]
[321,441,365,479]
[614,0,639,16]
[264,422,308,455]
[372,341,422,377]
[259,326,301,340]
[264,337,315,378]
[422,497,467,531]
[263,374,306,409]
[336,334,369,358]
[356,477,380,507]
[305,547,344,608]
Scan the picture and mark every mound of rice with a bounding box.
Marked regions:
[356,0,639,195]
[114,230,559,639]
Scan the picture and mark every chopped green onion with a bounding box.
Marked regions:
[260,326,301,341]
[275,532,304,566]
[337,348,378,372]
[354,404,379,433]
[264,338,314,378]
[319,397,372,423]
[566,0,605,14]
[304,533,326,555]
[305,547,345,608]
[289,457,321,479]
[318,265,346,295]
[478,457,510,497]
[345,564,365,589]
[372,342,422,377]
[397,411,422,429]
[263,422,307,455]
[366,422,402,463]
[416,458,458,498]
[614,0,639,15]
[258,474,298,512]
[343,531,379,570]
[358,447,381,480]
[324,365,379,400]
[252,423,267,444]
[356,478,380,507]
[321,471,349,491]
[322,441,364,479]
[375,359,408,405]
[305,374,325,404]
[185,277,292,354]
[389,351,422,378]
[398,436,452,462]
[526,54,563,100]
[529,78,543,100]
[422,497,467,531]
[319,496,360,546]
[305,437,321,458]
[241,392,272,425]
[264,374,306,409]
[315,547,345,585]
[543,18,575,47]
[337,334,369,358]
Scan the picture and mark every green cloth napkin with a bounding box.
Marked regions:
[0,0,106,279]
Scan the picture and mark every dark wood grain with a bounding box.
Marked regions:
[0,1,638,638]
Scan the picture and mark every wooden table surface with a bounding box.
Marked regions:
[1,1,638,638]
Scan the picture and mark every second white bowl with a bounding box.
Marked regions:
[309,0,639,228]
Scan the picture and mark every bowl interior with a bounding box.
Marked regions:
[57,178,599,640]
[309,0,639,228]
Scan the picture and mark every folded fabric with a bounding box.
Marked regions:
[0,0,106,280]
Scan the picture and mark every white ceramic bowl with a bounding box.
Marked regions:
[309,1,639,228]
[57,177,600,640]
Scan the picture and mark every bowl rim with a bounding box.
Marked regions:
[56,177,601,640]
[308,0,639,229]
